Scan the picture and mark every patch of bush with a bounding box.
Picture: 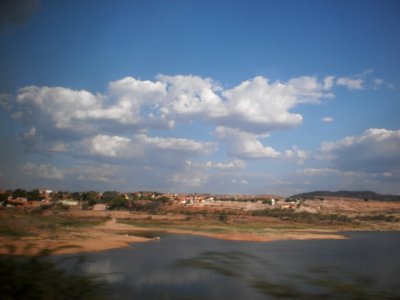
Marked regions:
[252,209,352,223]
[357,214,399,222]
[217,213,228,222]
[130,200,163,214]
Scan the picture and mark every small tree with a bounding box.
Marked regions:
[262,199,272,205]
[70,192,82,201]
[83,191,98,205]
[101,191,128,210]
[146,200,162,214]
[158,196,170,204]
[218,213,228,222]
[109,198,128,210]
[12,189,27,198]
[0,191,10,206]
[26,189,44,201]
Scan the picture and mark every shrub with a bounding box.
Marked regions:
[252,209,352,223]
[218,213,228,222]
[357,214,399,222]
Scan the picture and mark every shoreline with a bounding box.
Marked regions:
[0,218,348,255]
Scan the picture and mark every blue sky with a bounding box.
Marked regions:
[1,0,399,195]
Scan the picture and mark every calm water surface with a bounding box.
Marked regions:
[67,232,400,299]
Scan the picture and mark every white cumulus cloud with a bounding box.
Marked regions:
[82,133,215,160]
[205,159,245,170]
[86,134,131,157]
[16,85,101,131]
[158,74,333,133]
[284,145,308,164]
[81,77,167,124]
[159,74,226,119]
[213,126,280,159]
[220,76,332,133]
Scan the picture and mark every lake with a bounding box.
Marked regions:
[65,232,400,299]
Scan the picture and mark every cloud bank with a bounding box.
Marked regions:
[2,73,398,194]
[321,128,400,173]
[9,74,335,163]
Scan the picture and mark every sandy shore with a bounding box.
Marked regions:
[178,230,347,243]
[0,217,347,255]
[0,218,151,255]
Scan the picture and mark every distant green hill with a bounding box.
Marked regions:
[290,190,400,202]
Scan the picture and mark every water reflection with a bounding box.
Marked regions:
[75,232,400,300]
[84,259,123,283]
[176,249,400,299]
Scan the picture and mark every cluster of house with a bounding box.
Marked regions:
[171,194,215,205]
[2,189,54,208]
[1,189,299,210]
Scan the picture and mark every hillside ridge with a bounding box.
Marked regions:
[291,190,400,202]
